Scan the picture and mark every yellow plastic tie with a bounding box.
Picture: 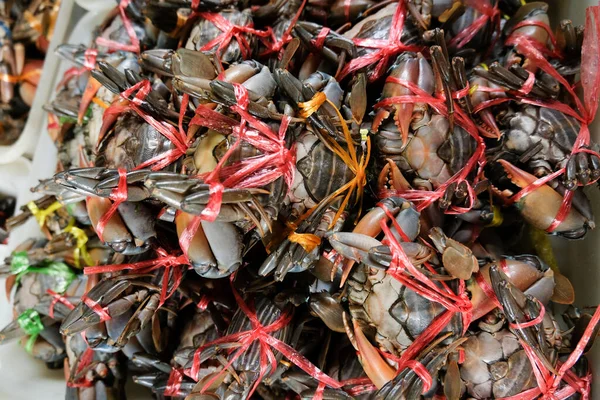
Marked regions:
[468,84,480,96]
[288,232,322,253]
[92,97,110,109]
[298,91,327,119]
[360,128,369,142]
[63,226,94,268]
[479,63,489,71]
[485,206,504,228]
[520,0,526,5]
[27,201,62,227]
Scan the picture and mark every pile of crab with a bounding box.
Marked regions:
[0,0,60,146]
[2,0,600,399]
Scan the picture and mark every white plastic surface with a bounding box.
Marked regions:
[74,0,114,12]
[0,0,77,165]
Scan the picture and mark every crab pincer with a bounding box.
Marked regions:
[373,52,435,146]
[498,159,594,238]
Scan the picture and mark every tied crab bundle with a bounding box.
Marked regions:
[0,0,60,147]
[3,0,600,400]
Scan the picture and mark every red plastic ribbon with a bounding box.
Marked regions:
[82,295,111,322]
[197,295,210,311]
[376,76,485,213]
[261,0,307,56]
[164,368,184,397]
[47,289,75,319]
[95,168,127,242]
[502,4,600,233]
[404,360,433,393]
[103,80,189,171]
[338,0,424,81]
[194,12,270,71]
[186,275,342,396]
[67,347,95,388]
[448,0,500,50]
[500,306,600,400]
[508,299,545,330]
[95,0,140,53]
[312,27,330,50]
[179,84,294,258]
[84,248,188,307]
[374,218,472,385]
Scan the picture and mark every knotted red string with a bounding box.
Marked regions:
[102,80,189,171]
[499,305,600,400]
[338,0,424,81]
[376,76,485,212]
[190,12,270,71]
[81,295,111,322]
[95,168,127,242]
[179,84,294,257]
[47,289,75,319]
[186,274,342,397]
[95,0,140,53]
[502,5,600,233]
[371,219,472,390]
[84,248,187,307]
[164,368,184,397]
[261,0,308,56]
[448,0,500,49]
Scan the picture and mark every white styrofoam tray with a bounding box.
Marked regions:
[0,5,152,399]
[0,0,78,164]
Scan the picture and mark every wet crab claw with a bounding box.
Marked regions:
[372,52,434,145]
[563,151,600,190]
[60,280,131,335]
[327,232,383,268]
[378,159,412,193]
[140,48,216,79]
[498,160,593,237]
[489,265,557,374]
[352,319,396,389]
[429,227,478,280]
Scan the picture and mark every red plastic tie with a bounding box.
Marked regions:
[82,295,111,322]
[187,274,342,396]
[95,168,127,241]
[339,0,424,81]
[405,360,433,393]
[164,368,184,397]
[509,299,545,330]
[95,0,140,53]
[312,27,330,50]
[47,289,75,319]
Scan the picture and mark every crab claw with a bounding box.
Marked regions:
[378,159,412,193]
[373,52,434,146]
[499,160,593,237]
[489,265,557,374]
[470,256,555,320]
[352,319,396,389]
[429,227,478,280]
[327,232,383,268]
